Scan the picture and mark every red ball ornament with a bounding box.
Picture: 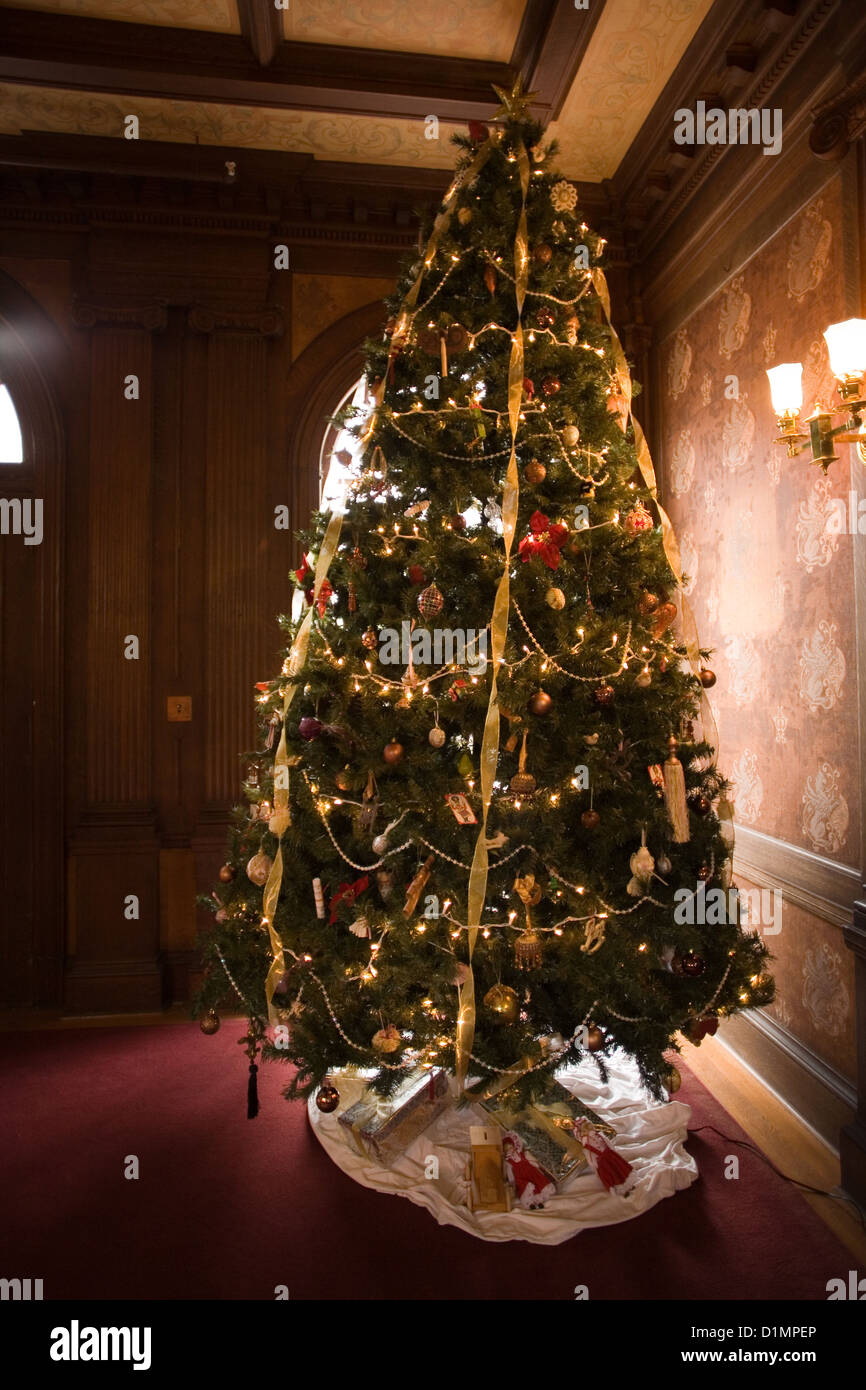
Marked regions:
[692,794,711,817]
[681,952,706,977]
[593,683,615,707]
[407,565,426,585]
[623,503,653,537]
[541,376,561,397]
[450,514,467,532]
[383,740,404,765]
[533,243,553,265]
[417,584,445,619]
[315,1083,340,1113]
[535,305,555,329]
[581,809,600,830]
[697,864,712,881]
[299,716,323,741]
[218,864,234,884]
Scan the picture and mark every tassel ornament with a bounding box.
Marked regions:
[663,736,690,843]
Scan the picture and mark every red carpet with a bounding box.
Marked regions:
[0,1022,854,1300]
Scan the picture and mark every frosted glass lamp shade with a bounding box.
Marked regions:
[766,363,803,416]
[823,319,866,380]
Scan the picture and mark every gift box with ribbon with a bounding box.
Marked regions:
[337,1067,451,1167]
[479,1074,610,1185]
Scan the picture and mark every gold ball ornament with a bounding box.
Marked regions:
[528,690,553,716]
[218,864,235,883]
[545,587,566,610]
[510,771,537,794]
[664,1066,682,1095]
[533,243,553,265]
[246,851,273,886]
[561,424,580,447]
[638,591,659,615]
[635,669,652,688]
[372,1025,402,1053]
[592,683,615,707]
[699,668,717,688]
[483,983,519,1023]
[199,1010,220,1035]
[585,1024,604,1052]
[335,768,354,791]
[457,206,472,225]
[383,740,404,765]
[361,628,378,649]
[525,458,547,485]
[428,725,446,748]
[315,1083,340,1113]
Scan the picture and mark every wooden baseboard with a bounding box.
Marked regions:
[714,1009,856,1153]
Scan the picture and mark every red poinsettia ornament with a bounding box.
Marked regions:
[519,510,570,570]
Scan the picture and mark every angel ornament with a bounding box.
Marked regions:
[626,829,655,897]
[513,872,544,970]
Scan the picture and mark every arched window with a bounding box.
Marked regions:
[0,382,23,463]
[319,375,372,510]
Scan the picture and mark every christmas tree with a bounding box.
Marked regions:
[195,82,773,1118]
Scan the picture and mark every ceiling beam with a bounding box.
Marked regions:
[512,0,607,122]
[236,0,283,68]
[0,9,514,122]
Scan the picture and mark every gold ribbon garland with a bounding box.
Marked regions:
[456,135,531,1090]
[590,267,734,855]
[263,132,498,1021]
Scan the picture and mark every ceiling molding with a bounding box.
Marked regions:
[0,8,515,121]
[236,0,282,68]
[515,0,607,122]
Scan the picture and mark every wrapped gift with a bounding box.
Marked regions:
[338,1067,450,1167]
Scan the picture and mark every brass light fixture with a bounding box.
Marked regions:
[767,318,866,471]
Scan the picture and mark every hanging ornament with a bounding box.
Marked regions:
[359,770,379,832]
[699,668,717,688]
[483,983,519,1023]
[663,736,690,843]
[417,583,444,618]
[334,768,354,791]
[656,852,672,876]
[550,180,578,213]
[316,577,334,618]
[246,851,273,886]
[457,751,474,779]
[664,1066,682,1095]
[651,602,678,639]
[315,1082,340,1113]
[533,243,553,265]
[349,916,371,938]
[218,864,235,884]
[580,916,605,953]
[545,587,566,610]
[312,876,326,920]
[510,728,536,794]
[564,314,580,346]
[581,808,600,830]
[593,683,615,707]
[457,205,472,226]
[383,740,404,765]
[403,855,435,918]
[626,830,655,896]
[681,952,706,977]
[697,863,712,881]
[535,305,555,329]
[468,119,489,143]
[450,513,467,532]
[348,544,367,572]
[635,667,652,688]
[623,503,654,538]
[361,628,378,650]
[199,1010,220,1035]
[372,1024,402,1054]
[525,458,547,484]
[528,689,552,716]
[541,375,561,397]
[515,927,543,971]
[375,868,395,901]
[348,581,357,613]
[298,715,323,741]
[691,793,712,817]
[585,1024,604,1052]
[429,723,446,748]
[265,711,281,750]
[684,1015,718,1045]
[407,564,426,584]
[638,591,659,615]
[522,376,535,399]
[484,263,497,296]
[561,423,580,446]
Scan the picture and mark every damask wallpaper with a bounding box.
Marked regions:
[660,173,858,1081]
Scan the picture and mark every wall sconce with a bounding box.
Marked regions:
[767,318,866,471]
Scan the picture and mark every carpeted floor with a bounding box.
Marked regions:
[0,1022,853,1300]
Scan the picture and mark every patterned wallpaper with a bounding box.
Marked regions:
[660,174,859,1080]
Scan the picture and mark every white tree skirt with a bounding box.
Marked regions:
[307,1050,698,1244]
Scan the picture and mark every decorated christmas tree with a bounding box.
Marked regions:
[195,82,773,1125]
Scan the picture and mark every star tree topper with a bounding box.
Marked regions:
[491,74,539,122]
